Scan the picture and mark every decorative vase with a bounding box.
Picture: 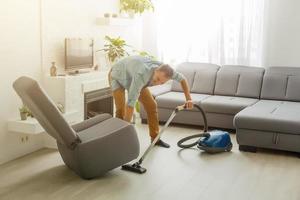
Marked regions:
[104,13,110,18]
[50,62,57,76]
[20,112,27,120]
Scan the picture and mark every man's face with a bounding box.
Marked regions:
[151,70,170,86]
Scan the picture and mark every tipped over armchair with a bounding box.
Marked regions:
[13,76,140,179]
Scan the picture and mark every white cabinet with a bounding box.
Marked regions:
[43,71,110,122]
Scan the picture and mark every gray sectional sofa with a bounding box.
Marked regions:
[140,63,300,154]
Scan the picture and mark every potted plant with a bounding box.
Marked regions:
[97,36,130,67]
[120,0,154,18]
[19,105,29,120]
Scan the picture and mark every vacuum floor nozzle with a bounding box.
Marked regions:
[121,163,147,174]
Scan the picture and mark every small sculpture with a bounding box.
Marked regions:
[50,62,57,76]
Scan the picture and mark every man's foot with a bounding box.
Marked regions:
[153,139,170,148]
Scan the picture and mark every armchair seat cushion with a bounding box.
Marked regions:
[69,117,140,178]
[72,114,112,132]
[77,117,130,142]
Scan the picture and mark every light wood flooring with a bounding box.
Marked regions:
[1,122,300,200]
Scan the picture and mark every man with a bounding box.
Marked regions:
[108,55,193,148]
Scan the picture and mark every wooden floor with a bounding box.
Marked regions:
[1,122,300,200]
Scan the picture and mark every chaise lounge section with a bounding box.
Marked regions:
[234,67,300,153]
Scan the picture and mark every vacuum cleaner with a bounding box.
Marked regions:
[122,103,232,174]
[177,104,232,153]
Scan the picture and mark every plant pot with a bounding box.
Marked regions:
[135,102,140,113]
[20,112,27,120]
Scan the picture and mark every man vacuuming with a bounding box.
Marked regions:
[108,55,193,148]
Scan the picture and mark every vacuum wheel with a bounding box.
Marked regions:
[225,143,233,152]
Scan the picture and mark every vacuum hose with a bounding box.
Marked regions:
[177,104,210,148]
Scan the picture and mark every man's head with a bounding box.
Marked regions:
[151,64,174,86]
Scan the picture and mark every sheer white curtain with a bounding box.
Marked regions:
[152,0,266,66]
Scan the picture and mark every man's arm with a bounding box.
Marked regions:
[180,79,193,109]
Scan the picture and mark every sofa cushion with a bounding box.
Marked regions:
[191,67,219,94]
[236,73,263,98]
[214,72,239,96]
[201,95,258,115]
[155,91,210,110]
[261,75,300,102]
[172,62,220,92]
[260,66,300,101]
[214,65,264,98]
[191,70,217,94]
[234,100,300,135]
[286,76,300,101]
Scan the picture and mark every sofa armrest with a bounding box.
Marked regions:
[148,82,172,98]
[72,113,112,132]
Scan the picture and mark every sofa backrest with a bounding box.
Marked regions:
[214,65,265,98]
[172,62,220,94]
[260,66,300,101]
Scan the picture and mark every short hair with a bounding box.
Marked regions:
[157,64,174,79]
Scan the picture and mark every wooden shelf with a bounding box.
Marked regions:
[7,110,80,135]
[96,17,135,26]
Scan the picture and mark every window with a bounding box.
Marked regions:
[153,0,266,66]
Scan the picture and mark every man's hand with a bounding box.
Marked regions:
[185,100,193,109]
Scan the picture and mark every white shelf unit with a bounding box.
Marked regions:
[7,110,79,135]
[96,17,135,26]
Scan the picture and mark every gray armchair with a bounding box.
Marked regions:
[13,76,140,179]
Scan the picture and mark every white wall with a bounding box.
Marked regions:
[0,0,44,164]
[0,0,143,164]
[264,0,300,67]
[41,0,142,74]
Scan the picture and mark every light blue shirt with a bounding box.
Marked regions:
[110,55,184,107]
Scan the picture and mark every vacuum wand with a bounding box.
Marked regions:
[122,105,186,174]
[137,105,185,165]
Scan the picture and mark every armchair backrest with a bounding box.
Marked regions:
[13,76,80,149]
